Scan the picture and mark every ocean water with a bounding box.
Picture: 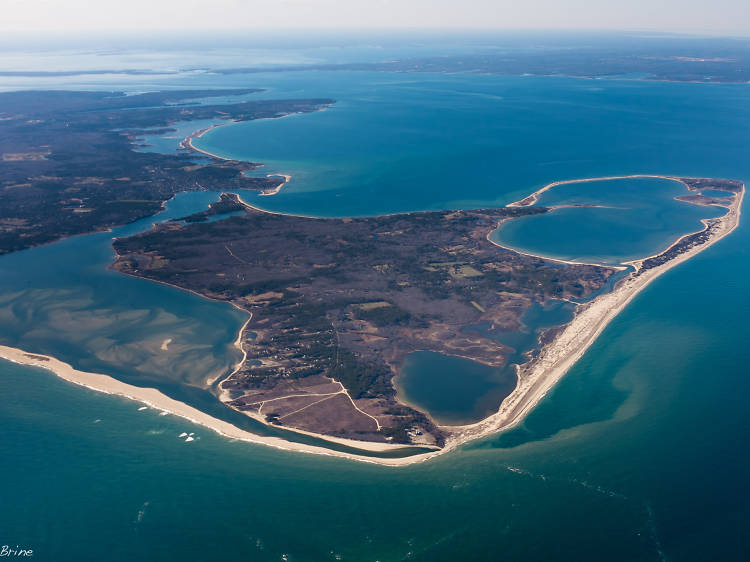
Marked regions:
[1,64,749,561]
[192,72,750,217]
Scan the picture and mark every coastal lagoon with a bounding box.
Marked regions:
[1,62,750,560]
[397,351,518,425]
[397,300,576,425]
[493,176,726,264]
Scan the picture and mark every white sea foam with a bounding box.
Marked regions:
[135,501,149,524]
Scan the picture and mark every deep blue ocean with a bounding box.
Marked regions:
[1,43,750,561]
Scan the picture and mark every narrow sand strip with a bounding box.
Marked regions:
[260,174,291,196]
[180,105,331,162]
[180,122,236,160]
[486,227,628,269]
[441,184,744,449]
[0,345,437,466]
[507,174,687,207]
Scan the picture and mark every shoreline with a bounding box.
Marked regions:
[0,345,438,466]
[486,226,628,270]
[439,182,744,449]
[181,122,293,196]
[180,105,330,163]
[260,174,292,196]
[10,171,743,466]
[507,174,687,207]
[493,174,724,268]
[180,121,237,160]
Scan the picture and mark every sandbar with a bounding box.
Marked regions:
[0,344,437,466]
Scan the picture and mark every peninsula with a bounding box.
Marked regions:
[0,89,333,254]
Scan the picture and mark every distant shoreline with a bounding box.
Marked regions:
[180,105,329,164]
[181,119,297,196]
[180,122,236,160]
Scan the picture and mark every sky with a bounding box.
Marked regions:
[1,0,748,35]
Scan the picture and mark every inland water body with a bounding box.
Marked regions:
[1,66,750,561]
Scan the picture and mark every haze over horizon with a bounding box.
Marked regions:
[2,0,749,36]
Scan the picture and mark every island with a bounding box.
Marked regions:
[110,172,744,455]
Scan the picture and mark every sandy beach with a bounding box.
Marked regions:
[260,173,292,196]
[180,122,236,160]
[441,182,744,449]
[507,174,686,207]
[0,345,438,466]
[181,124,293,196]
[486,226,628,269]
[180,105,331,162]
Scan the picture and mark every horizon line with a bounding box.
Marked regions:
[0,27,748,39]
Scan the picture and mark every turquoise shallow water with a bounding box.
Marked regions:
[0,191,247,389]
[491,177,726,264]
[0,67,749,560]
[0,191,428,459]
